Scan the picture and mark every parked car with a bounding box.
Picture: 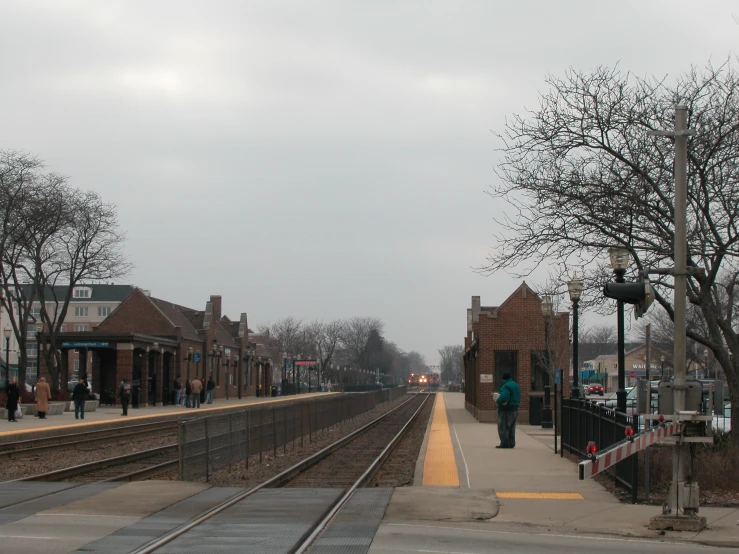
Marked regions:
[587,382,605,396]
[713,403,732,432]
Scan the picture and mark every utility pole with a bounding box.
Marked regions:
[649,105,705,531]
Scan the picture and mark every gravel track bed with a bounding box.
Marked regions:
[285,395,426,488]
[200,394,414,488]
[0,431,177,481]
[370,393,434,487]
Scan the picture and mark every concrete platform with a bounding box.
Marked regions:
[0,392,338,443]
[368,389,739,551]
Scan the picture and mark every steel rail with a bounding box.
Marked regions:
[19,444,177,482]
[293,392,430,553]
[0,420,177,458]
[129,392,427,554]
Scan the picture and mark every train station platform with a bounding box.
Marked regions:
[0,392,338,443]
[369,390,739,550]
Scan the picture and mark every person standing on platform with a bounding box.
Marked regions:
[495,373,521,449]
[6,377,20,423]
[206,376,215,404]
[35,377,51,419]
[190,377,202,408]
[118,378,131,416]
[183,379,191,407]
[72,378,89,419]
[173,376,182,406]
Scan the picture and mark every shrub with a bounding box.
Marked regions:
[51,390,70,402]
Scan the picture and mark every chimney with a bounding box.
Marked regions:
[210,295,222,321]
[472,296,481,323]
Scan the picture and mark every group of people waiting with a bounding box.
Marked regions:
[173,376,216,408]
[4,375,89,423]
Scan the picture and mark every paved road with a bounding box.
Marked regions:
[368,522,728,553]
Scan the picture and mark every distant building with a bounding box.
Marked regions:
[462,282,570,423]
[0,284,137,383]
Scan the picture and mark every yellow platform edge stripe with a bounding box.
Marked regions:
[496,492,584,500]
[422,393,460,487]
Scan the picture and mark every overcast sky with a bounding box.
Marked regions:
[0,1,737,364]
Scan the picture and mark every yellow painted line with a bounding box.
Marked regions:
[496,492,584,500]
[0,393,340,438]
[422,393,459,486]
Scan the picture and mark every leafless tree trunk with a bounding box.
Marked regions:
[486,61,739,441]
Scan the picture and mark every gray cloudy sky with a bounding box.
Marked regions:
[1,1,737,364]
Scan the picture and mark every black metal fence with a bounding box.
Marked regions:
[560,397,638,500]
[179,387,407,482]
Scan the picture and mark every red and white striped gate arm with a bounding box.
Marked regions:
[578,421,681,480]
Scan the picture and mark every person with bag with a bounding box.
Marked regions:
[35,377,52,419]
[118,378,132,416]
[6,377,20,423]
[495,373,521,449]
[190,377,202,408]
[72,378,89,419]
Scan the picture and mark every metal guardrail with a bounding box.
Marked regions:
[178,387,407,482]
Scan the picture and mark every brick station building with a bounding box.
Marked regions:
[40,289,274,407]
[463,282,570,423]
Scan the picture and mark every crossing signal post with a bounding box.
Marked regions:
[602,279,654,320]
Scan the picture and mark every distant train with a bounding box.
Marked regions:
[429,373,440,389]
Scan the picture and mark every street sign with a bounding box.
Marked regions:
[554,369,563,385]
[630,371,636,378]
[193,352,201,363]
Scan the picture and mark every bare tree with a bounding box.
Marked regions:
[340,317,384,370]
[486,61,739,440]
[438,344,464,382]
[306,319,344,373]
[580,325,617,345]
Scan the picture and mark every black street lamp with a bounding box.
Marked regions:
[608,245,631,415]
[567,279,584,399]
[184,346,194,381]
[4,327,11,388]
[541,295,554,429]
[660,354,665,381]
[223,354,231,400]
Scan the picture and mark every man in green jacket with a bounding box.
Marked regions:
[496,373,521,449]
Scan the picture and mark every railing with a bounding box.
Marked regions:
[560,397,637,499]
[178,386,407,482]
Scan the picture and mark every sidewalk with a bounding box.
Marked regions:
[0,392,337,440]
[373,391,739,548]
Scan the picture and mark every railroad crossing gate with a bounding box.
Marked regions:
[578,421,681,480]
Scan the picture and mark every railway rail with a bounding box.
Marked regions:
[130,392,432,554]
[0,420,177,459]
[19,444,178,483]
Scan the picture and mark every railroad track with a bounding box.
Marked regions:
[0,420,178,459]
[20,444,178,483]
[130,392,431,554]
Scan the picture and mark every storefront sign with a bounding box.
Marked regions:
[61,341,109,348]
[480,374,493,383]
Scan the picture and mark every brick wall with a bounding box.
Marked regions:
[465,283,570,423]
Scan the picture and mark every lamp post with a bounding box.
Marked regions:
[34,322,43,386]
[223,353,231,400]
[540,295,553,429]
[4,327,10,388]
[297,353,302,394]
[704,349,710,379]
[567,279,584,399]
[660,355,665,381]
[184,347,194,381]
[608,245,630,415]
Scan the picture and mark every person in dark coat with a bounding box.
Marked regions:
[206,376,216,404]
[118,378,131,416]
[184,379,192,408]
[72,378,89,420]
[6,377,20,422]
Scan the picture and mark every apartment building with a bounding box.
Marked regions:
[0,284,138,383]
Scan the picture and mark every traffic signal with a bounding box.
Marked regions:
[603,279,654,319]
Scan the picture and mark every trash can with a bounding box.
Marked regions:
[529,391,544,425]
